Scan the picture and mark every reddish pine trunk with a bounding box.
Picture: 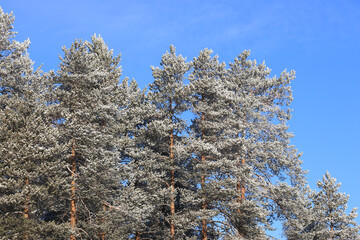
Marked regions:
[236,181,246,206]
[200,113,207,240]
[330,213,334,240]
[24,178,30,219]
[241,157,246,201]
[236,182,241,214]
[170,130,176,239]
[99,121,107,240]
[24,177,29,240]
[167,98,176,239]
[236,157,246,238]
[201,154,207,240]
[99,204,107,240]
[135,232,141,240]
[70,139,77,240]
[237,157,246,214]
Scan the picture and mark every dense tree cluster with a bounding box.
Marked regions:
[0,7,359,240]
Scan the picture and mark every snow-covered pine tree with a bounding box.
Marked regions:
[282,172,360,240]
[52,35,122,239]
[143,45,195,239]
[220,50,305,239]
[109,78,161,239]
[187,49,305,239]
[281,184,321,240]
[311,172,359,239]
[188,48,230,239]
[0,7,65,239]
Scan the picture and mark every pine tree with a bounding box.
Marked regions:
[0,6,31,99]
[311,172,359,239]
[283,172,360,240]
[111,45,195,239]
[187,49,305,239]
[131,45,195,239]
[52,35,122,239]
[280,184,318,240]
[188,48,230,240]
[109,78,160,239]
[222,50,305,239]
[0,6,65,239]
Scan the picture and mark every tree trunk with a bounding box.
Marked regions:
[330,220,334,240]
[133,177,142,240]
[99,121,108,240]
[236,157,246,237]
[200,113,207,240]
[201,154,207,240]
[170,129,176,239]
[236,182,241,214]
[240,157,246,202]
[24,177,29,240]
[24,178,30,219]
[135,231,141,240]
[99,204,107,240]
[236,157,246,208]
[70,139,77,240]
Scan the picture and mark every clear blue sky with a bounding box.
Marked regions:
[2,1,359,238]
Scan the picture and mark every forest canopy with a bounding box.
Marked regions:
[0,6,358,240]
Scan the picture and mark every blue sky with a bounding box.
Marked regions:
[2,0,360,238]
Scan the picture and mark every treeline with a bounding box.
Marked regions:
[0,7,359,240]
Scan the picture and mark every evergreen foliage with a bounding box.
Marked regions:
[114,78,162,239]
[0,6,65,239]
[223,51,305,239]
[311,172,359,239]
[0,6,359,240]
[50,35,123,239]
[146,46,195,239]
[283,172,360,240]
[187,48,230,239]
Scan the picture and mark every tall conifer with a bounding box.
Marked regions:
[145,46,194,239]
[188,48,229,239]
[0,7,64,239]
[52,35,122,239]
[222,51,304,238]
[283,172,360,239]
[188,49,305,239]
[311,172,359,239]
[110,78,159,239]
